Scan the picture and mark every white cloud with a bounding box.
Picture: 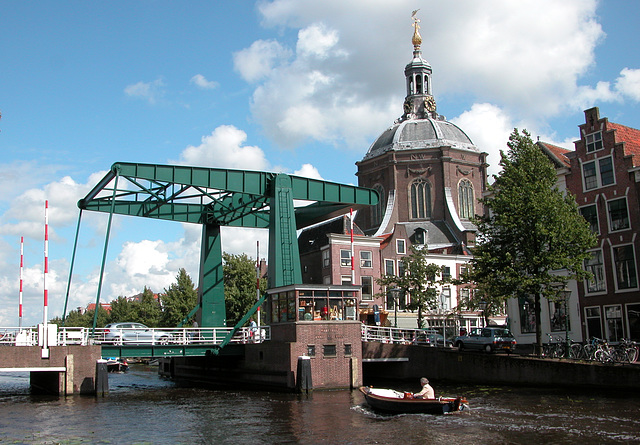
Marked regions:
[176,125,269,170]
[615,68,640,101]
[124,78,166,104]
[296,23,345,60]
[244,0,614,150]
[190,74,219,90]
[452,103,516,180]
[293,163,323,180]
[233,39,291,83]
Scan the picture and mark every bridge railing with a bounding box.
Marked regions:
[361,325,434,346]
[89,326,271,346]
[0,326,271,347]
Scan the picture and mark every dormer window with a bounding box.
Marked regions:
[586,131,603,153]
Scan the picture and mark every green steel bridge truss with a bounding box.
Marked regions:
[70,162,377,329]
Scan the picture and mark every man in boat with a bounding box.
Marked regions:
[413,377,435,399]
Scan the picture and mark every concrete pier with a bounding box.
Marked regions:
[0,345,103,395]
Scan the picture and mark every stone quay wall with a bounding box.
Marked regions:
[362,342,640,390]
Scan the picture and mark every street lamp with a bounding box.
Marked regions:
[390,288,401,328]
[478,300,487,328]
[557,286,572,359]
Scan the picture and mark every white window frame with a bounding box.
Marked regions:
[585,131,603,153]
[360,250,373,268]
[341,275,352,285]
[384,259,395,276]
[612,243,638,291]
[396,239,406,254]
[584,249,606,294]
[607,197,630,232]
[604,304,624,342]
[340,249,351,267]
[361,276,373,301]
[579,204,599,235]
[582,156,615,191]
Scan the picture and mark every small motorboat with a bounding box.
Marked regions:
[105,357,129,373]
[359,386,468,415]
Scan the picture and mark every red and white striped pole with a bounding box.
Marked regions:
[350,208,355,285]
[44,201,49,324]
[42,200,49,358]
[19,236,23,328]
[256,241,261,329]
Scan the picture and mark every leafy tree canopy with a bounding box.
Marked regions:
[376,245,446,329]
[223,252,266,327]
[160,268,198,327]
[465,129,596,351]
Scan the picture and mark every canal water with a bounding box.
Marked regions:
[0,364,638,444]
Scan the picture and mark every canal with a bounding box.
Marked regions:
[0,364,638,444]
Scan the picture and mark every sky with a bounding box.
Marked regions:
[1,0,639,327]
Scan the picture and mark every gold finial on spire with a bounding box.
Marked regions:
[411,9,422,49]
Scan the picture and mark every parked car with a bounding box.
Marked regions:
[413,330,454,348]
[103,322,173,345]
[454,327,516,353]
[425,332,454,348]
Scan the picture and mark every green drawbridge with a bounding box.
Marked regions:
[70,162,377,328]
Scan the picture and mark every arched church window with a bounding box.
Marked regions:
[458,179,474,219]
[371,184,385,226]
[416,74,423,94]
[410,179,431,219]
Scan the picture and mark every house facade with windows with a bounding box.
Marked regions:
[298,19,488,332]
[567,107,640,342]
[507,109,640,345]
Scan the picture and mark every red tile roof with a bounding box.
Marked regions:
[537,141,572,167]
[608,122,640,167]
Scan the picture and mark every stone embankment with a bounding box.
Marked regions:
[362,342,640,390]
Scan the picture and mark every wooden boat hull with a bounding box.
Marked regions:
[359,386,468,415]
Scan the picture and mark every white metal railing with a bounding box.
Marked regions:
[0,325,271,347]
[361,325,450,347]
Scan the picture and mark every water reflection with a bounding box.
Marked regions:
[0,368,638,444]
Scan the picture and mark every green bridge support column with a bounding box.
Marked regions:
[268,174,302,288]
[199,223,226,327]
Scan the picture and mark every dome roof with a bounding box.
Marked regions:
[362,117,477,161]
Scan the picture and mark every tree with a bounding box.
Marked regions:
[223,252,266,327]
[467,129,596,355]
[376,246,445,329]
[160,268,198,327]
[108,296,137,323]
[52,306,110,327]
[134,286,162,327]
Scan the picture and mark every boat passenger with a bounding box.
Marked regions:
[414,377,435,399]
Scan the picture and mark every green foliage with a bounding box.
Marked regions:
[53,306,110,328]
[160,268,198,327]
[223,252,266,326]
[466,129,597,350]
[376,246,445,329]
[134,286,162,327]
[109,296,137,323]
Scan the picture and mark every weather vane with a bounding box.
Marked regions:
[411,9,422,49]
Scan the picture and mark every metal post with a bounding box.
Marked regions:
[564,297,570,358]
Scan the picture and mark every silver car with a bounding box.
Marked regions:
[103,322,172,345]
[454,327,517,353]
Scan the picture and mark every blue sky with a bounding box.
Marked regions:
[1,0,639,326]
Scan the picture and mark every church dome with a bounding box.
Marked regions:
[362,117,477,161]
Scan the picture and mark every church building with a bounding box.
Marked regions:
[299,15,488,332]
